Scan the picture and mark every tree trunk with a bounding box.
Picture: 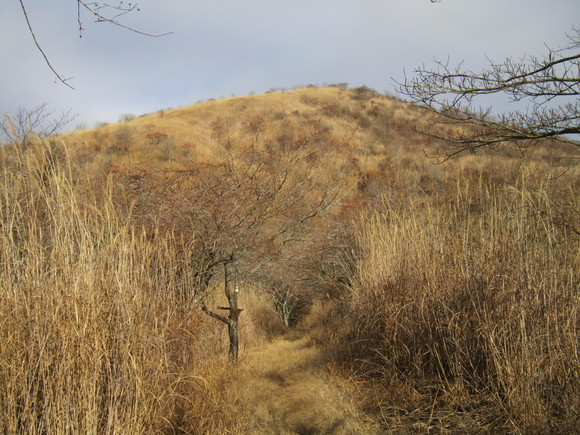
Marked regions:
[225,267,242,362]
[199,262,243,362]
[228,317,239,361]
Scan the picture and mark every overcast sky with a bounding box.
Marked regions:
[1,0,579,129]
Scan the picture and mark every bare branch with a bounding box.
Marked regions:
[396,27,580,158]
[18,0,74,89]
[77,1,173,38]
[18,1,172,88]
[200,301,230,325]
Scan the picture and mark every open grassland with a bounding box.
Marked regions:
[1,87,578,433]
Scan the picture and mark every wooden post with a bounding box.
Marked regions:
[200,262,243,362]
[227,278,240,361]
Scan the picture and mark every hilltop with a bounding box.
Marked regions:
[64,84,576,190]
[61,86,577,233]
[64,86,473,180]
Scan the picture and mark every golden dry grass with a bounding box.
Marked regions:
[322,168,579,433]
[0,139,202,433]
[2,87,578,433]
[0,137,377,432]
[63,87,439,178]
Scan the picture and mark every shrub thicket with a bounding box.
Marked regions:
[323,170,579,432]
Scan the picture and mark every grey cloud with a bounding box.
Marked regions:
[1,0,578,129]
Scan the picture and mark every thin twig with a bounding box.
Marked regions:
[18,0,74,89]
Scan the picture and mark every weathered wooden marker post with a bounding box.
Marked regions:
[201,262,243,362]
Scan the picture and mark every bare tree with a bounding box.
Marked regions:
[397,28,580,159]
[1,103,75,147]
[118,143,346,361]
[265,284,302,328]
[17,1,171,88]
[259,260,306,328]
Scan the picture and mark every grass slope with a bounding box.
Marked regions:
[1,86,578,433]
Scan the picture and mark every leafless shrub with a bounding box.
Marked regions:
[146,131,168,144]
[111,125,133,153]
[119,112,136,122]
[115,138,347,360]
[351,86,379,101]
[1,103,74,147]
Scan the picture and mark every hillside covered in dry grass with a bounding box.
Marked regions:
[1,86,578,433]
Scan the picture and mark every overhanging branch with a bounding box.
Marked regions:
[19,0,74,89]
[18,1,172,88]
[396,27,580,158]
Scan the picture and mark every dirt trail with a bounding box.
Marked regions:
[229,333,380,434]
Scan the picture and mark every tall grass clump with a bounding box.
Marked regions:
[0,140,199,433]
[338,171,579,432]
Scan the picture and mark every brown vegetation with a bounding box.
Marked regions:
[0,141,198,432]
[314,171,578,432]
[1,86,578,433]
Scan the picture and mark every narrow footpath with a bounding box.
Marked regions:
[225,333,380,434]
